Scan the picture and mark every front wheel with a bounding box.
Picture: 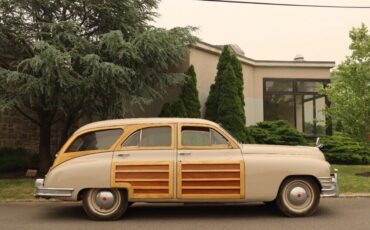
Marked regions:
[82,188,128,220]
[276,177,320,217]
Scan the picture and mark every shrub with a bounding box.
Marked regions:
[0,147,38,172]
[247,120,307,145]
[158,100,188,117]
[321,133,370,165]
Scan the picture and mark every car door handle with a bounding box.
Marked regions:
[117,153,130,157]
[179,152,192,156]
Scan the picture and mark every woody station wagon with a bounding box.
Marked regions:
[35,118,338,220]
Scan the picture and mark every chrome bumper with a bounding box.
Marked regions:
[34,179,74,198]
[318,169,339,197]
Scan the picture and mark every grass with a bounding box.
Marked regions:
[0,165,369,200]
[334,165,370,194]
[0,179,34,200]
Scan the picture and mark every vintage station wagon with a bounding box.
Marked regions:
[35,118,338,220]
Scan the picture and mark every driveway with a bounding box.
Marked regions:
[0,198,369,230]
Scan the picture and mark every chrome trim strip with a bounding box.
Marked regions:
[34,179,74,198]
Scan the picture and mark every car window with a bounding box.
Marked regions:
[67,129,123,152]
[122,126,172,147]
[181,126,229,147]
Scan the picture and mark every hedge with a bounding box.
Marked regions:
[0,147,38,172]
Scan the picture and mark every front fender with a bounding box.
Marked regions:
[243,154,330,202]
[44,152,113,200]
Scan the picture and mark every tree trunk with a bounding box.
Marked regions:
[38,112,52,176]
[59,114,75,149]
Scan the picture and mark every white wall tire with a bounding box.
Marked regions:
[82,188,128,220]
[276,177,320,217]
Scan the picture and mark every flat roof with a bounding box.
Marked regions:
[193,41,336,68]
[76,118,220,133]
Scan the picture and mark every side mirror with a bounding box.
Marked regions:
[316,137,323,148]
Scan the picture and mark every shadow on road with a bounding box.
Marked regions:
[38,202,335,221]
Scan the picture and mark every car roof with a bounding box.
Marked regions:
[75,118,220,133]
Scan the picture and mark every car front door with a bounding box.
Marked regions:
[176,123,245,200]
[112,124,176,199]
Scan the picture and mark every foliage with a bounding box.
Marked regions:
[0,0,196,173]
[321,133,370,165]
[217,64,246,141]
[159,65,201,118]
[322,24,370,142]
[204,46,246,141]
[180,65,201,118]
[248,120,307,145]
[159,100,188,117]
[0,148,38,172]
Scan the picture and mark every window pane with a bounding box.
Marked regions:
[211,129,229,146]
[295,96,304,132]
[303,95,314,135]
[297,81,323,93]
[141,127,171,147]
[123,131,140,147]
[182,127,211,146]
[265,80,293,92]
[67,129,122,152]
[315,96,326,136]
[264,94,295,126]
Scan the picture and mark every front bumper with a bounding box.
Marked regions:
[34,179,74,198]
[318,170,339,197]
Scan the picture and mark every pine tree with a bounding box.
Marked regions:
[205,46,233,121]
[217,64,246,141]
[159,65,201,118]
[180,65,201,118]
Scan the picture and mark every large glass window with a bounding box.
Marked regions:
[67,129,123,152]
[122,126,171,147]
[264,79,329,137]
[181,126,229,147]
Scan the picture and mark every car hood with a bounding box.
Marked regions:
[241,144,325,161]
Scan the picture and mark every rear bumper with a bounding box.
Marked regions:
[34,179,74,198]
[318,170,339,197]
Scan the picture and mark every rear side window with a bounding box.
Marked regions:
[181,126,229,147]
[67,129,123,152]
[122,126,172,147]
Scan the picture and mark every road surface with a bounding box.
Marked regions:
[0,198,369,230]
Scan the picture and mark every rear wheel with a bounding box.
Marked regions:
[276,177,320,217]
[82,188,128,220]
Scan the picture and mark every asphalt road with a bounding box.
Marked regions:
[0,198,369,230]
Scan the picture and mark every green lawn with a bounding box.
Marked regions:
[0,179,34,200]
[334,165,370,194]
[0,165,369,200]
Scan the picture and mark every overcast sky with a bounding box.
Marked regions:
[154,0,370,64]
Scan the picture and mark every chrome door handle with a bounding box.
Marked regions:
[179,152,192,156]
[117,153,130,157]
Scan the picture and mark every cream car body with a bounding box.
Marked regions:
[35,118,338,219]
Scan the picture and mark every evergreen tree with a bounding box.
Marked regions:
[159,100,187,117]
[217,64,246,141]
[205,46,233,121]
[180,65,201,118]
[159,65,201,118]
[0,0,195,174]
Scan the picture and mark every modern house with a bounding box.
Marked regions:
[0,41,335,153]
[138,41,335,137]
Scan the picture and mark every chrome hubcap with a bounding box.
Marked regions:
[95,190,115,210]
[288,186,308,205]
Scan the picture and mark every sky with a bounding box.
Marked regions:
[154,0,370,64]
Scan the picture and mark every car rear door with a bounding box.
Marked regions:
[112,124,176,199]
[176,123,245,200]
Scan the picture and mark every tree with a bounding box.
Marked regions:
[159,65,201,118]
[159,100,188,117]
[204,46,246,141]
[180,65,201,118]
[0,0,195,174]
[217,64,246,141]
[323,24,370,142]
